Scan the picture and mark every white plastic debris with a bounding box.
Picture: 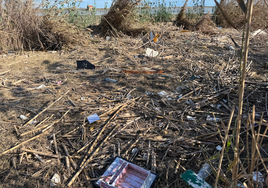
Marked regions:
[48,51,57,54]
[216,145,222,151]
[50,173,61,187]
[132,148,138,154]
[80,97,86,100]
[237,183,246,188]
[20,115,28,120]
[187,116,195,121]
[105,78,117,83]
[197,163,212,179]
[210,104,221,109]
[106,36,111,41]
[145,48,159,57]
[206,115,220,122]
[87,113,100,123]
[150,31,154,41]
[252,29,267,37]
[253,171,264,182]
[229,45,235,50]
[35,84,46,89]
[30,120,37,125]
[158,91,169,97]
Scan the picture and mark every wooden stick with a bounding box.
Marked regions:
[0,70,11,75]
[53,134,60,164]
[0,129,51,156]
[62,143,77,169]
[34,115,54,128]
[151,149,156,173]
[76,141,92,154]
[21,148,60,158]
[28,109,69,137]
[66,156,70,169]
[118,141,120,156]
[147,140,151,166]
[23,90,70,126]
[124,129,150,158]
[79,103,127,168]
[67,106,127,187]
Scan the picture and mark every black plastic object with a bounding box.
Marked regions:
[77,60,95,70]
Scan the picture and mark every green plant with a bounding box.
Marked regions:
[153,0,172,22]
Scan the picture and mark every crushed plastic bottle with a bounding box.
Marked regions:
[197,163,212,179]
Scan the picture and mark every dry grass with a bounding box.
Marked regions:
[174,1,217,35]
[0,0,90,51]
[99,0,149,37]
[215,0,268,30]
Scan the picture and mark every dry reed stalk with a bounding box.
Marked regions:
[0,128,51,156]
[215,106,235,188]
[23,90,70,126]
[233,0,254,185]
[67,113,125,187]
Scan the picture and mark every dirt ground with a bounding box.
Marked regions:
[0,22,268,188]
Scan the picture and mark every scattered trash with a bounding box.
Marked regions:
[150,31,154,41]
[106,36,111,41]
[187,116,195,121]
[229,45,235,50]
[35,84,46,89]
[50,173,61,187]
[80,97,86,100]
[210,104,221,109]
[198,163,212,180]
[132,148,138,154]
[25,67,28,69]
[57,81,62,84]
[158,91,169,97]
[206,115,220,122]
[105,78,117,83]
[96,157,158,188]
[30,120,37,125]
[252,29,267,37]
[20,115,28,120]
[87,113,100,123]
[181,169,213,188]
[189,75,196,81]
[216,145,222,151]
[145,48,159,57]
[48,51,57,54]
[76,60,95,70]
[252,171,264,182]
[176,85,187,93]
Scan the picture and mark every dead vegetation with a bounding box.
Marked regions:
[1,0,268,187]
[0,0,90,52]
[0,21,268,187]
[174,0,218,35]
[215,0,268,30]
[99,0,149,37]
